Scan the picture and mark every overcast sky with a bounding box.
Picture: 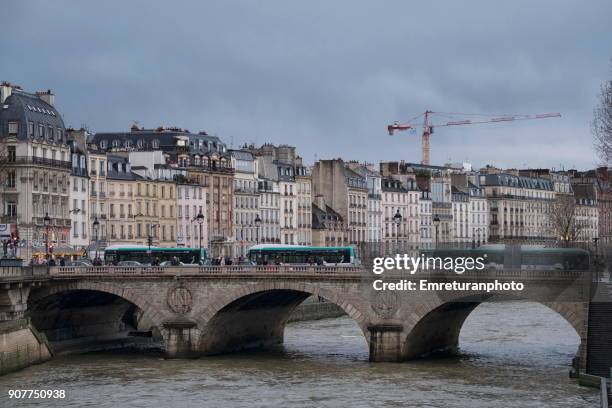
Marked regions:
[2,1,610,170]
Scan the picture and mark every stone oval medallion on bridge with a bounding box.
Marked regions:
[371,290,399,319]
[167,286,193,314]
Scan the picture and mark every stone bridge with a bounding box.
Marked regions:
[1,263,603,375]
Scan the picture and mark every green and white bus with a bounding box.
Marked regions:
[104,245,207,265]
[246,244,359,266]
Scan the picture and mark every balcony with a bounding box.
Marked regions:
[90,191,98,197]
[0,215,18,224]
[99,192,106,198]
[14,156,71,170]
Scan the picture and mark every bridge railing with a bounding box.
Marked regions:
[49,265,367,276]
[46,265,593,280]
[0,265,49,280]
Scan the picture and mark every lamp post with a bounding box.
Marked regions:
[433,215,441,248]
[254,214,262,245]
[92,217,99,260]
[195,210,205,254]
[43,213,51,262]
[148,224,159,264]
[393,209,402,253]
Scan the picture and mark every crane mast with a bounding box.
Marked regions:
[388,111,561,165]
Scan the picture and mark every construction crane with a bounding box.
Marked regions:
[387,110,561,165]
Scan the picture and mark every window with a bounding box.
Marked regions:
[28,122,34,138]
[38,123,45,138]
[5,202,16,217]
[7,146,16,162]
[8,121,18,135]
[152,139,160,149]
[6,171,15,188]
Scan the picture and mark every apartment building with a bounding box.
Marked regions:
[67,129,90,252]
[346,162,383,243]
[176,181,207,249]
[0,83,73,261]
[231,150,260,257]
[312,195,347,246]
[480,170,555,242]
[312,159,368,245]
[295,162,312,245]
[91,127,234,257]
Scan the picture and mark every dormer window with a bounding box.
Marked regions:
[8,121,18,135]
[137,139,144,148]
[100,140,108,149]
[112,140,120,148]
[152,139,160,149]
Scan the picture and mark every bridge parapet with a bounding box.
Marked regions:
[49,265,366,278]
[46,265,592,281]
[0,266,48,282]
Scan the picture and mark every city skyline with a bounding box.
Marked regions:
[2,1,611,170]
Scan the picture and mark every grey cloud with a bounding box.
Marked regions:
[1,0,610,169]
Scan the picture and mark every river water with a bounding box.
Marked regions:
[0,302,598,407]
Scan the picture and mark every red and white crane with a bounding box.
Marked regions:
[387,110,561,165]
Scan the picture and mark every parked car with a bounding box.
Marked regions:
[66,260,93,267]
[117,260,143,267]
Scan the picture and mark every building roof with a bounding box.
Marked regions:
[312,203,343,229]
[482,173,553,191]
[0,87,65,141]
[92,127,229,158]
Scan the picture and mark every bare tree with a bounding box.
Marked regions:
[592,64,612,166]
[548,195,586,243]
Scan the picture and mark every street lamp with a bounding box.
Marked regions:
[433,215,441,248]
[195,210,205,254]
[43,212,51,261]
[254,214,262,245]
[148,224,160,264]
[472,227,482,249]
[92,217,99,260]
[393,209,402,253]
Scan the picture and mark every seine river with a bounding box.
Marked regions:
[0,302,598,407]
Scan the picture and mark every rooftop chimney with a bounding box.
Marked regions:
[37,89,54,106]
[314,194,326,210]
[0,81,12,104]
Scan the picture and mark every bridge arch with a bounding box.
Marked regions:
[400,292,585,361]
[195,281,369,355]
[28,281,168,348]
